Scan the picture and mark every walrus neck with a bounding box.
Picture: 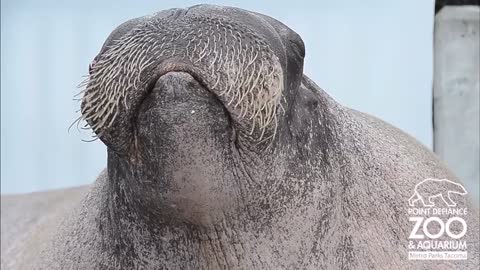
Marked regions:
[94,170,308,268]
[102,152,286,230]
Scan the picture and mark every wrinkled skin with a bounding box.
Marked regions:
[1,5,479,270]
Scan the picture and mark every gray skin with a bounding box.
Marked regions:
[1,4,479,270]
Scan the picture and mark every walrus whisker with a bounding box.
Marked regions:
[215,47,224,72]
[234,87,250,108]
[73,89,87,98]
[196,38,210,62]
[223,41,230,65]
[81,125,91,131]
[255,125,276,149]
[68,115,84,133]
[208,35,218,70]
[249,112,257,135]
[79,15,284,146]
[77,79,89,89]
[75,118,85,132]
[97,103,118,133]
[258,116,267,141]
[234,62,254,108]
[212,75,221,89]
[81,136,100,143]
[240,96,251,119]
[238,101,246,119]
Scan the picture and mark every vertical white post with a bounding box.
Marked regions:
[433,5,480,204]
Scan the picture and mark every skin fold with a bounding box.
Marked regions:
[1,4,478,270]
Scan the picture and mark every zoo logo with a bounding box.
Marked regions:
[408,178,467,207]
[407,178,469,261]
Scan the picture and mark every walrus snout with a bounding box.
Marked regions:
[79,6,305,153]
[137,71,218,118]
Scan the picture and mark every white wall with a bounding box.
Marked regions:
[1,0,435,193]
[434,6,480,204]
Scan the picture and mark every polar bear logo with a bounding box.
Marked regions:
[408,178,467,207]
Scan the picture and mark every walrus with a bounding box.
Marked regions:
[1,4,478,269]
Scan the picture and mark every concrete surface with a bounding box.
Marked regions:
[433,5,480,205]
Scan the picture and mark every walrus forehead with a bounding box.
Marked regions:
[80,5,289,142]
[98,5,288,73]
[184,5,288,66]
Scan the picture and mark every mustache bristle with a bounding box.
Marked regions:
[77,15,284,143]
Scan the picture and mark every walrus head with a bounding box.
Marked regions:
[79,5,306,225]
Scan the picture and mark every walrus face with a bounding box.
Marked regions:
[79,5,305,224]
